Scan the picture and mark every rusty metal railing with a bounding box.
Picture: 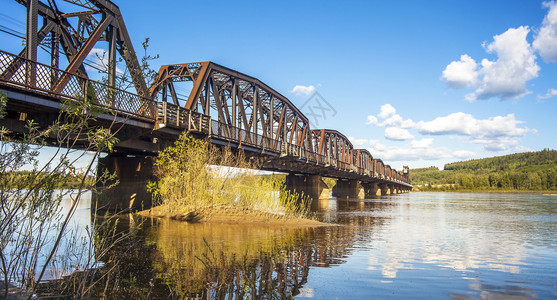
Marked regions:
[156,101,210,133]
[0,50,156,120]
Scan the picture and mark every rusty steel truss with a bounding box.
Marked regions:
[6,0,148,97]
[149,61,410,184]
[149,62,313,159]
[0,0,411,187]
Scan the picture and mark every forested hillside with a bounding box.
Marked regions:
[410,149,557,191]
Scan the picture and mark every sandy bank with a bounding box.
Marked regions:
[136,205,331,226]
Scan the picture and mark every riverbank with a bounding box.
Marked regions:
[412,189,557,194]
[136,204,330,226]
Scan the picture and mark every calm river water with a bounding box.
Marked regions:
[105,192,557,299]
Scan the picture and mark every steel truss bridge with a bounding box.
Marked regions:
[0,0,411,207]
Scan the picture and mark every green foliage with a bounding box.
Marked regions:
[411,149,557,191]
[322,177,337,189]
[0,92,7,118]
[0,171,95,189]
[444,149,557,172]
[148,133,212,211]
[149,132,310,218]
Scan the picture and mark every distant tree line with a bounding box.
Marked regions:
[410,149,557,192]
[2,170,96,189]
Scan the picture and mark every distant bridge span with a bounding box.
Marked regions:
[0,0,411,210]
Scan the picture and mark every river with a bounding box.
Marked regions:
[94,192,555,299]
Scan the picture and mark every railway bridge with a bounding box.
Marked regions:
[0,0,411,211]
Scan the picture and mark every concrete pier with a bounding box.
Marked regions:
[379,183,390,195]
[361,182,381,197]
[285,174,329,200]
[391,185,398,194]
[332,180,364,199]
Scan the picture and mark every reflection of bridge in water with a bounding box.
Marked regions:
[107,214,371,298]
[95,195,541,298]
[0,0,411,211]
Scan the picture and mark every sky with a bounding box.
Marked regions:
[1,0,557,171]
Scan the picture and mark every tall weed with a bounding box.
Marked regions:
[148,133,310,218]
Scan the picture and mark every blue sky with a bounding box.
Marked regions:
[2,0,557,170]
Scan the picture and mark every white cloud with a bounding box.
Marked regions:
[443,27,539,101]
[411,138,434,148]
[290,85,315,96]
[453,150,476,159]
[366,104,414,128]
[348,137,369,147]
[475,27,539,100]
[365,104,416,143]
[378,104,396,119]
[416,112,475,135]
[379,114,416,128]
[538,88,557,99]
[471,137,519,152]
[86,47,124,75]
[365,104,536,153]
[385,127,414,141]
[366,143,451,162]
[442,54,479,88]
[533,1,557,62]
[358,136,465,165]
[85,48,107,73]
[368,139,386,151]
[417,113,536,152]
[366,115,378,125]
[417,113,532,138]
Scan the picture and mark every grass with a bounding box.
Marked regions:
[146,133,312,222]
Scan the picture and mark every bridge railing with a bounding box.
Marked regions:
[210,120,337,167]
[0,50,156,120]
[156,101,210,133]
[338,161,351,171]
[211,120,277,152]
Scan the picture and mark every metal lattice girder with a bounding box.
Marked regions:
[310,129,353,169]
[149,63,412,184]
[9,0,148,97]
[373,159,384,177]
[385,165,392,179]
[353,149,373,173]
[150,61,313,155]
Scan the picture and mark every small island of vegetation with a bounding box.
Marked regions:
[411,149,557,192]
[142,133,324,225]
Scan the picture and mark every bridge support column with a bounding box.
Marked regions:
[93,154,156,212]
[392,185,399,194]
[285,174,329,201]
[379,183,390,195]
[332,180,364,199]
[392,186,398,194]
[361,182,381,197]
